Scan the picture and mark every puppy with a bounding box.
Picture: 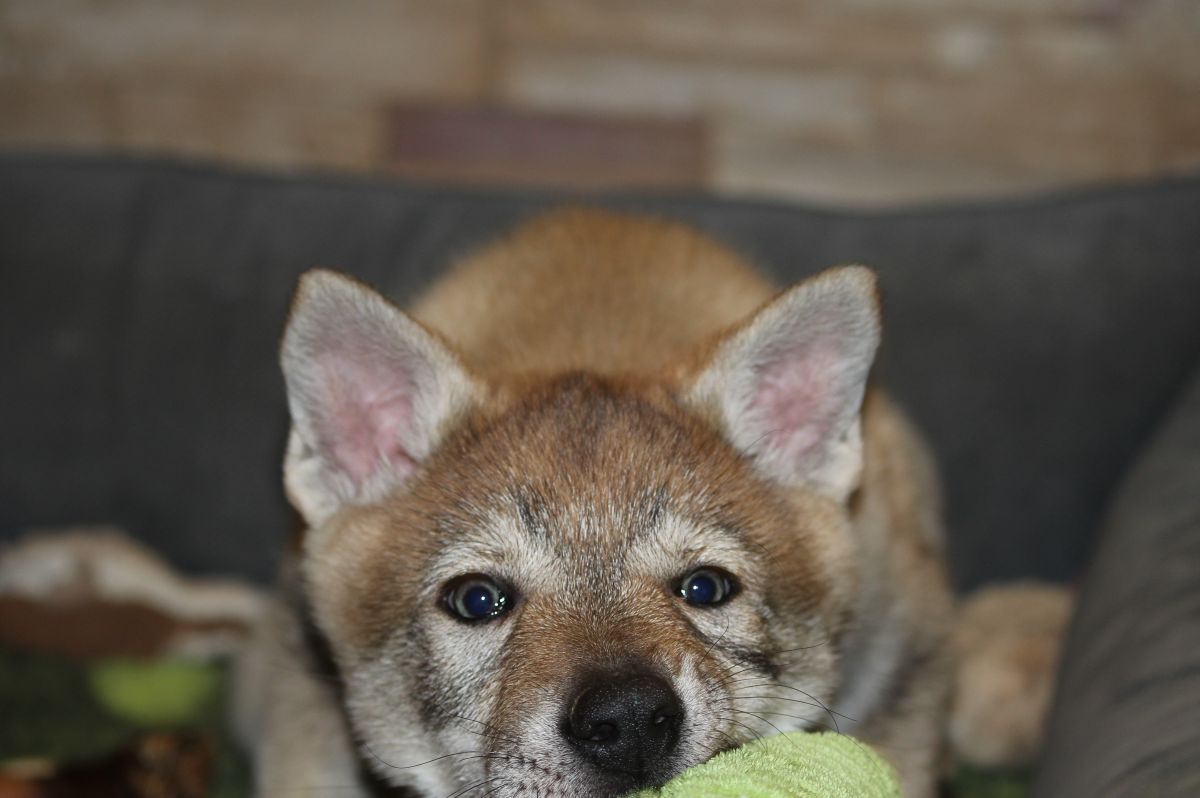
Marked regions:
[235,209,954,797]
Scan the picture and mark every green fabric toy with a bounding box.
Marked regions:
[628,731,901,798]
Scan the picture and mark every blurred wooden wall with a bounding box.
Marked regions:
[1,0,1197,204]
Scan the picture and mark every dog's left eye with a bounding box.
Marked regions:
[445,574,510,622]
[677,568,736,607]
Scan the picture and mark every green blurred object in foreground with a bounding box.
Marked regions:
[89,658,221,726]
[626,731,902,798]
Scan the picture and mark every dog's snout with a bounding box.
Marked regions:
[563,670,683,778]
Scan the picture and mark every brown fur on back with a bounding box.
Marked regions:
[413,209,772,377]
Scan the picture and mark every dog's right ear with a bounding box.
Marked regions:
[280,270,480,527]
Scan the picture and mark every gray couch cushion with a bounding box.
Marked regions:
[1033,366,1200,797]
[2,153,1200,589]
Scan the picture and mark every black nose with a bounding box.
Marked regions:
[563,670,683,777]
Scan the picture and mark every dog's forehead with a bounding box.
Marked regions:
[422,377,768,582]
[454,377,740,510]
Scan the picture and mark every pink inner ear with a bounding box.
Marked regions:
[315,352,418,487]
[751,339,845,468]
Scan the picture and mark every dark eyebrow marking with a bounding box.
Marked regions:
[645,485,668,530]
[619,485,671,551]
[514,487,549,539]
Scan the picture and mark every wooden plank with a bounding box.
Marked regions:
[382,103,707,190]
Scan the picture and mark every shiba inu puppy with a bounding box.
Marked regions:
[236,209,954,797]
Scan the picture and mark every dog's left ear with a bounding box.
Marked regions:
[685,266,881,503]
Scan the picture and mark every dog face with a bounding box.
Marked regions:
[280,267,879,797]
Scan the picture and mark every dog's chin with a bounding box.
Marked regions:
[584,764,684,798]
[481,773,664,798]
[478,750,689,798]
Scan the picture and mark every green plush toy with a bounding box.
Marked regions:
[628,731,901,798]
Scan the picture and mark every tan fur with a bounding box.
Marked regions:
[233,584,369,797]
[841,392,956,796]
[244,208,956,798]
[950,582,1073,769]
[412,209,771,378]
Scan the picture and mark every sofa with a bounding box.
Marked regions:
[2,153,1198,796]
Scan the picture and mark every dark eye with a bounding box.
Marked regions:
[445,575,511,622]
[677,568,736,607]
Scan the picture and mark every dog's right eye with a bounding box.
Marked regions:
[445,574,511,622]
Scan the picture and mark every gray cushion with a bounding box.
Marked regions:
[3,153,1200,589]
[1032,366,1200,797]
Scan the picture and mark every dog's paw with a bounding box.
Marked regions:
[948,582,1074,769]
